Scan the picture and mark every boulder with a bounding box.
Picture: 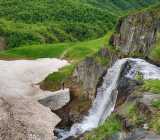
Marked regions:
[108,132,127,140]
[138,92,160,114]
[35,88,70,111]
[0,96,61,140]
[125,128,160,140]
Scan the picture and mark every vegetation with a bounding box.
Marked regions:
[149,33,160,63]
[0,1,160,139]
[41,65,75,91]
[0,0,159,48]
[135,72,143,81]
[39,32,113,91]
[83,114,122,140]
[0,33,111,61]
[142,80,160,94]
[150,113,160,134]
[119,102,144,126]
[152,100,160,109]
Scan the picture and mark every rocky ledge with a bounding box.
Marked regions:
[35,88,70,111]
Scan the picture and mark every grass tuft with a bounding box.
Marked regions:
[83,114,122,140]
[142,80,160,94]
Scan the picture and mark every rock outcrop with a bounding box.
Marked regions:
[137,92,160,115]
[73,47,118,100]
[110,7,160,57]
[73,57,106,100]
[0,96,61,140]
[116,61,141,105]
[35,88,70,111]
[125,128,160,140]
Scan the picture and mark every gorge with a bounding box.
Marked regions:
[56,58,160,140]
[0,1,160,140]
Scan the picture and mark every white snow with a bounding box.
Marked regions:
[0,58,69,97]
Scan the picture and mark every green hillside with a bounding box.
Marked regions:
[0,32,112,62]
[0,0,159,48]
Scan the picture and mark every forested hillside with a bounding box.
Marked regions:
[0,0,160,48]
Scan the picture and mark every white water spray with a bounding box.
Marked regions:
[57,58,160,140]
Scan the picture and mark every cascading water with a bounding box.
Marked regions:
[57,58,160,140]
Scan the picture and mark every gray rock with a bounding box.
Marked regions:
[126,128,160,140]
[138,92,160,113]
[108,132,127,140]
[73,57,107,100]
[110,11,160,57]
[139,92,160,106]
[0,96,61,140]
[72,47,119,101]
[116,61,141,105]
[35,88,70,111]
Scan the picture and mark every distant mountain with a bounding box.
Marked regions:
[0,0,159,48]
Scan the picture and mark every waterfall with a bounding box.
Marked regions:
[57,58,160,140]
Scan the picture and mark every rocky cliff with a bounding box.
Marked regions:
[73,47,118,100]
[79,5,160,140]
[110,5,160,59]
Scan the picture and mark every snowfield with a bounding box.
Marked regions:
[0,58,69,97]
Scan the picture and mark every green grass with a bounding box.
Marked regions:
[0,32,112,62]
[149,33,160,63]
[150,113,160,134]
[152,100,160,109]
[94,55,109,66]
[142,80,160,94]
[0,0,159,48]
[119,102,144,126]
[0,0,117,48]
[135,72,143,81]
[39,32,113,91]
[83,114,122,140]
[41,65,75,90]
[0,43,70,59]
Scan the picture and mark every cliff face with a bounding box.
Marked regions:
[110,6,160,58]
[73,47,118,100]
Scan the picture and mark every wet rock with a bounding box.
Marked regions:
[137,92,160,114]
[108,132,127,140]
[125,128,160,140]
[116,61,141,105]
[0,96,61,140]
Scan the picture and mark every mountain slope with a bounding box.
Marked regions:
[0,0,160,48]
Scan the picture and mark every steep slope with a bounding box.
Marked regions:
[84,0,160,14]
[0,0,160,48]
[81,4,160,140]
[110,4,160,61]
